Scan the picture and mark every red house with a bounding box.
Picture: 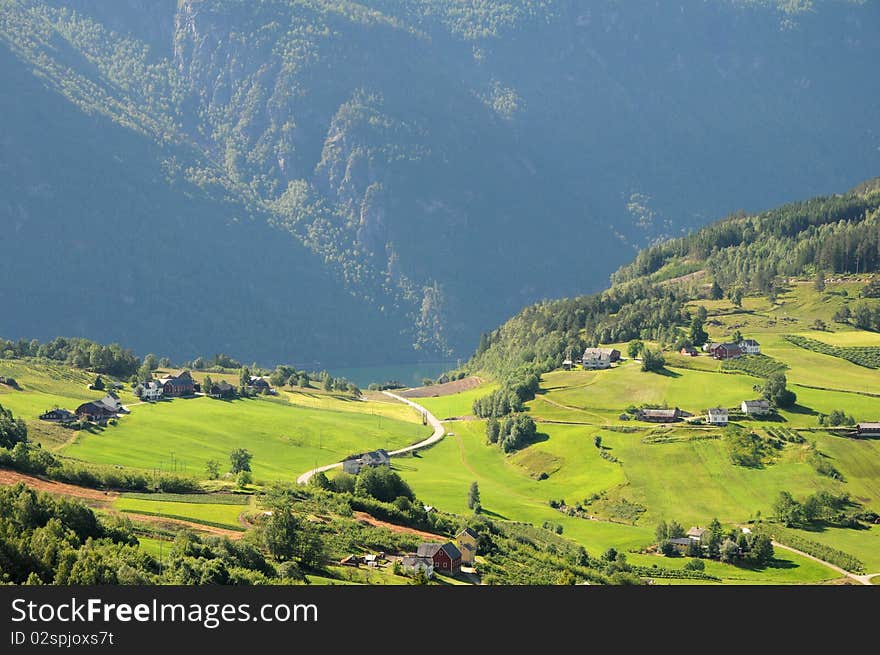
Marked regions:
[710,343,742,360]
[159,370,195,397]
[417,542,462,574]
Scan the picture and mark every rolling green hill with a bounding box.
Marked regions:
[390,186,880,584]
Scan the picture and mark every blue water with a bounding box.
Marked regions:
[331,361,459,389]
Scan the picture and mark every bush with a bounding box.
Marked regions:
[683,558,705,571]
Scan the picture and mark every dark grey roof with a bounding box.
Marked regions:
[362,449,390,464]
[440,542,462,560]
[402,556,433,568]
[640,409,679,418]
[215,381,234,391]
[417,543,443,558]
[739,339,760,346]
[742,399,770,409]
[42,408,74,418]
[669,538,692,546]
[457,527,478,539]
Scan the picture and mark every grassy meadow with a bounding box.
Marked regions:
[60,394,430,482]
[394,279,880,583]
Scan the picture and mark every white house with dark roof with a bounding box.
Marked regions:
[687,527,707,543]
[707,407,729,426]
[342,449,391,474]
[856,423,880,436]
[138,380,164,402]
[582,348,612,370]
[401,555,434,578]
[738,339,761,354]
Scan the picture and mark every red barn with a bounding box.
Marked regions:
[159,370,195,397]
[417,542,462,574]
[711,343,742,360]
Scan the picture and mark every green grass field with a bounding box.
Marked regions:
[409,381,499,419]
[0,360,133,448]
[785,523,880,572]
[114,497,247,530]
[394,282,880,583]
[539,363,759,416]
[3,278,878,585]
[61,395,430,482]
[135,536,174,559]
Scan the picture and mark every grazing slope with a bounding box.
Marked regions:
[395,186,880,584]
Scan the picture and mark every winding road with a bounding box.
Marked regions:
[770,541,878,585]
[295,391,445,485]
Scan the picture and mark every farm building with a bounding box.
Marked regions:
[209,381,237,399]
[680,346,698,357]
[856,423,880,437]
[707,407,729,426]
[159,370,195,397]
[669,537,693,554]
[687,527,707,543]
[562,359,573,371]
[342,448,391,474]
[99,392,127,414]
[248,376,272,393]
[456,527,479,566]
[339,555,360,567]
[738,339,761,354]
[709,343,742,360]
[741,399,771,416]
[75,400,116,423]
[136,380,164,401]
[582,348,612,370]
[401,556,434,578]
[39,408,75,423]
[637,408,687,423]
[417,542,462,574]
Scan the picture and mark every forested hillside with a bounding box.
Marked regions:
[466,181,880,384]
[1,0,878,365]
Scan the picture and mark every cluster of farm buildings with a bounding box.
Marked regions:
[564,338,763,372]
[341,528,479,578]
[37,370,275,425]
[561,342,878,434]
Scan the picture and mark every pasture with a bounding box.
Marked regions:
[409,381,499,419]
[61,395,430,482]
[114,496,248,530]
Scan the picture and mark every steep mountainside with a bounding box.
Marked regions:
[1,0,878,365]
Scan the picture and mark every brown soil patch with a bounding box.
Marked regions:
[400,376,483,398]
[353,511,447,542]
[0,468,118,503]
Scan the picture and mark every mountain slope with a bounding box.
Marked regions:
[0,41,407,366]
[2,0,879,363]
[465,180,880,379]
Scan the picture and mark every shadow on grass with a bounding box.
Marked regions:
[478,508,508,520]
[653,367,682,378]
[786,404,818,417]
